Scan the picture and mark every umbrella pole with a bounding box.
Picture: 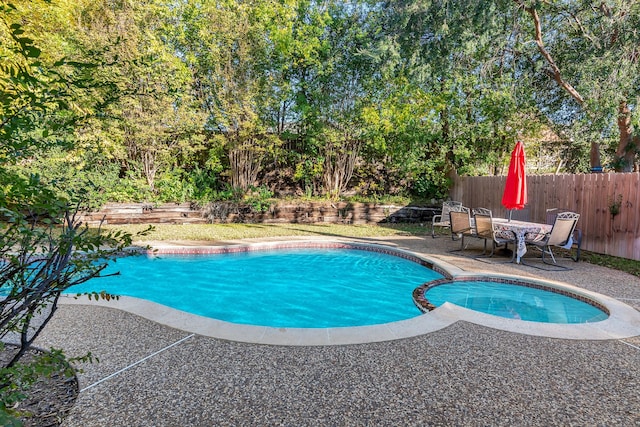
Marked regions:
[509,210,512,222]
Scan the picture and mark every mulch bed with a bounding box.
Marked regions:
[0,345,78,426]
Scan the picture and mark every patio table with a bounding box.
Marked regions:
[491,218,552,263]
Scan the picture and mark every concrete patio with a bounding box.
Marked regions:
[36,234,640,426]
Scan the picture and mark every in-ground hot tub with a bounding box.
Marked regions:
[412,277,609,324]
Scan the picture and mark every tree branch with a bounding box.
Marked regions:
[515,0,585,106]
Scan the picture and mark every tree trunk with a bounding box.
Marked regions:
[322,138,360,198]
[590,141,602,172]
[614,100,638,172]
[229,142,262,191]
[142,150,157,191]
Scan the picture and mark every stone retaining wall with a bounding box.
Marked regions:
[80,202,439,225]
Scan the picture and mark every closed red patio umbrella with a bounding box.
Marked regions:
[502,141,527,220]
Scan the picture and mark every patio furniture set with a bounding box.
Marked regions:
[432,201,581,269]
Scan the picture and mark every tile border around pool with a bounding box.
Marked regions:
[141,240,452,279]
[60,240,640,345]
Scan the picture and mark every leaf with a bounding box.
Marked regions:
[16,37,34,46]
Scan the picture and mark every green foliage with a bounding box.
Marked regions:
[0,168,152,421]
[3,0,639,204]
[0,345,73,421]
[211,185,244,203]
[0,5,152,422]
[243,186,274,213]
[293,157,323,193]
[103,172,153,203]
[513,0,640,170]
[8,147,119,209]
[154,169,193,203]
[0,170,150,350]
[412,173,451,201]
[184,166,220,203]
[609,194,623,217]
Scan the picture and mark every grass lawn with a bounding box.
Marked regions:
[103,222,430,241]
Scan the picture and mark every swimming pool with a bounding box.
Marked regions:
[61,240,640,344]
[66,243,443,328]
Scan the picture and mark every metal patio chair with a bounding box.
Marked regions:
[472,207,492,216]
[431,201,465,238]
[526,211,580,267]
[509,204,531,222]
[473,210,517,261]
[448,209,476,251]
[546,208,583,261]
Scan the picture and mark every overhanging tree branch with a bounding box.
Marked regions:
[514,0,585,106]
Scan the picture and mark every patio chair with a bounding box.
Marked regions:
[449,209,476,251]
[509,205,531,222]
[526,211,580,266]
[472,207,492,216]
[546,208,583,261]
[431,201,465,238]
[473,211,517,261]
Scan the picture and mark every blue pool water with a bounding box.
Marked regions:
[424,281,608,323]
[66,248,443,328]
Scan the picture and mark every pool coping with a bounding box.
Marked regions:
[60,240,640,345]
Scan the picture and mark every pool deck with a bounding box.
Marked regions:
[36,234,640,426]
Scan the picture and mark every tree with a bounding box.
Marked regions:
[368,0,542,197]
[270,0,334,196]
[174,0,287,192]
[305,1,377,197]
[6,0,636,208]
[513,0,640,171]
[0,3,149,422]
[76,0,206,194]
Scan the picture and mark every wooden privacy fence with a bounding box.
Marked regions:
[450,172,640,260]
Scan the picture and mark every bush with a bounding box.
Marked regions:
[411,172,451,200]
[243,186,274,213]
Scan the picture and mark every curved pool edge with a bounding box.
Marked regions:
[61,240,640,345]
[60,294,458,346]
